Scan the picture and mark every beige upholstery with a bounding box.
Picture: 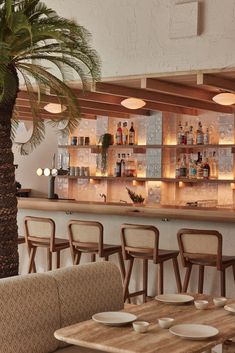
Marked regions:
[69,223,101,243]
[124,228,155,248]
[181,233,219,255]
[48,262,124,329]
[0,262,123,353]
[0,273,60,353]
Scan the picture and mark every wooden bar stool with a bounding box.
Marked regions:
[177,228,235,297]
[68,220,126,281]
[24,216,70,273]
[121,223,182,302]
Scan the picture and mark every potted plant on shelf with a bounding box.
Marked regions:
[99,133,113,175]
[126,187,145,206]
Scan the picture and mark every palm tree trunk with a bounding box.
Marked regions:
[0,66,19,277]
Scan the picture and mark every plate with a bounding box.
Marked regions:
[155,294,194,304]
[224,304,235,314]
[92,312,137,326]
[169,324,219,340]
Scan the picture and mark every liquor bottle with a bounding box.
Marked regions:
[210,151,218,179]
[182,122,189,145]
[188,156,197,179]
[177,122,183,145]
[203,127,209,145]
[122,122,128,145]
[127,153,136,177]
[115,153,121,177]
[179,155,187,178]
[121,153,126,177]
[203,157,210,179]
[129,122,135,145]
[196,152,203,179]
[116,122,123,145]
[196,121,204,145]
[187,126,194,145]
[175,158,181,178]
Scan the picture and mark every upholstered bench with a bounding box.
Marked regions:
[0,262,124,353]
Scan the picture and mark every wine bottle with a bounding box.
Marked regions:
[129,122,135,145]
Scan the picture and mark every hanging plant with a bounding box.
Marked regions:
[99,133,113,175]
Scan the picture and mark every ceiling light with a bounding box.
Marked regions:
[212,92,235,106]
[121,97,146,110]
[44,103,67,114]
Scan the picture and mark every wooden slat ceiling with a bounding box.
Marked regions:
[16,69,235,121]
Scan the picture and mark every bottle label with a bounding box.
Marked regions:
[129,132,135,144]
[203,169,209,178]
[197,134,203,145]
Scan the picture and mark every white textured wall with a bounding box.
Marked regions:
[44,0,235,78]
[13,124,58,196]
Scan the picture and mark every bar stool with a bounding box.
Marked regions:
[177,228,235,296]
[121,223,182,302]
[24,216,70,273]
[68,220,126,281]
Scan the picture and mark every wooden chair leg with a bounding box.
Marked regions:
[47,248,52,271]
[117,251,126,283]
[74,251,81,265]
[182,264,192,293]
[91,253,96,262]
[123,258,134,302]
[157,262,164,294]
[28,247,37,273]
[220,269,226,297]
[198,265,204,294]
[143,259,148,302]
[56,251,60,269]
[172,257,182,293]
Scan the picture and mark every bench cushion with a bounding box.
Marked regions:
[0,273,60,353]
[49,262,123,330]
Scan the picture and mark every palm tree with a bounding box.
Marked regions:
[0,0,101,278]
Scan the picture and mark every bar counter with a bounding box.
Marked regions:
[18,197,235,223]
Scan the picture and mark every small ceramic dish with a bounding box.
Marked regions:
[132,321,150,333]
[213,297,227,307]
[158,317,174,329]
[194,300,209,310]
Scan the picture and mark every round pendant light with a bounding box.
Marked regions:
[44,103,67,114]
[212,92,235,106]
[121,97,146,110]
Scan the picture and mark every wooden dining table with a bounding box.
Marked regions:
[54,294,235,353]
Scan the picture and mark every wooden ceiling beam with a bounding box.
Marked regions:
[197,73,235,92]
[95,82,234,114]
[143,78,215,102]
[16,111,97,120]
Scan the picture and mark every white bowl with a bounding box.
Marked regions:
[213,297,227,307]
[132,321,150,333]
[158,317,174,329]
[194,300,209,310]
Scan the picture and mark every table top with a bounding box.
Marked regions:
[54,295,235,353]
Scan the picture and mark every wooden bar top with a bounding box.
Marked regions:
[54,295,235,353]
[17,197,235,223]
